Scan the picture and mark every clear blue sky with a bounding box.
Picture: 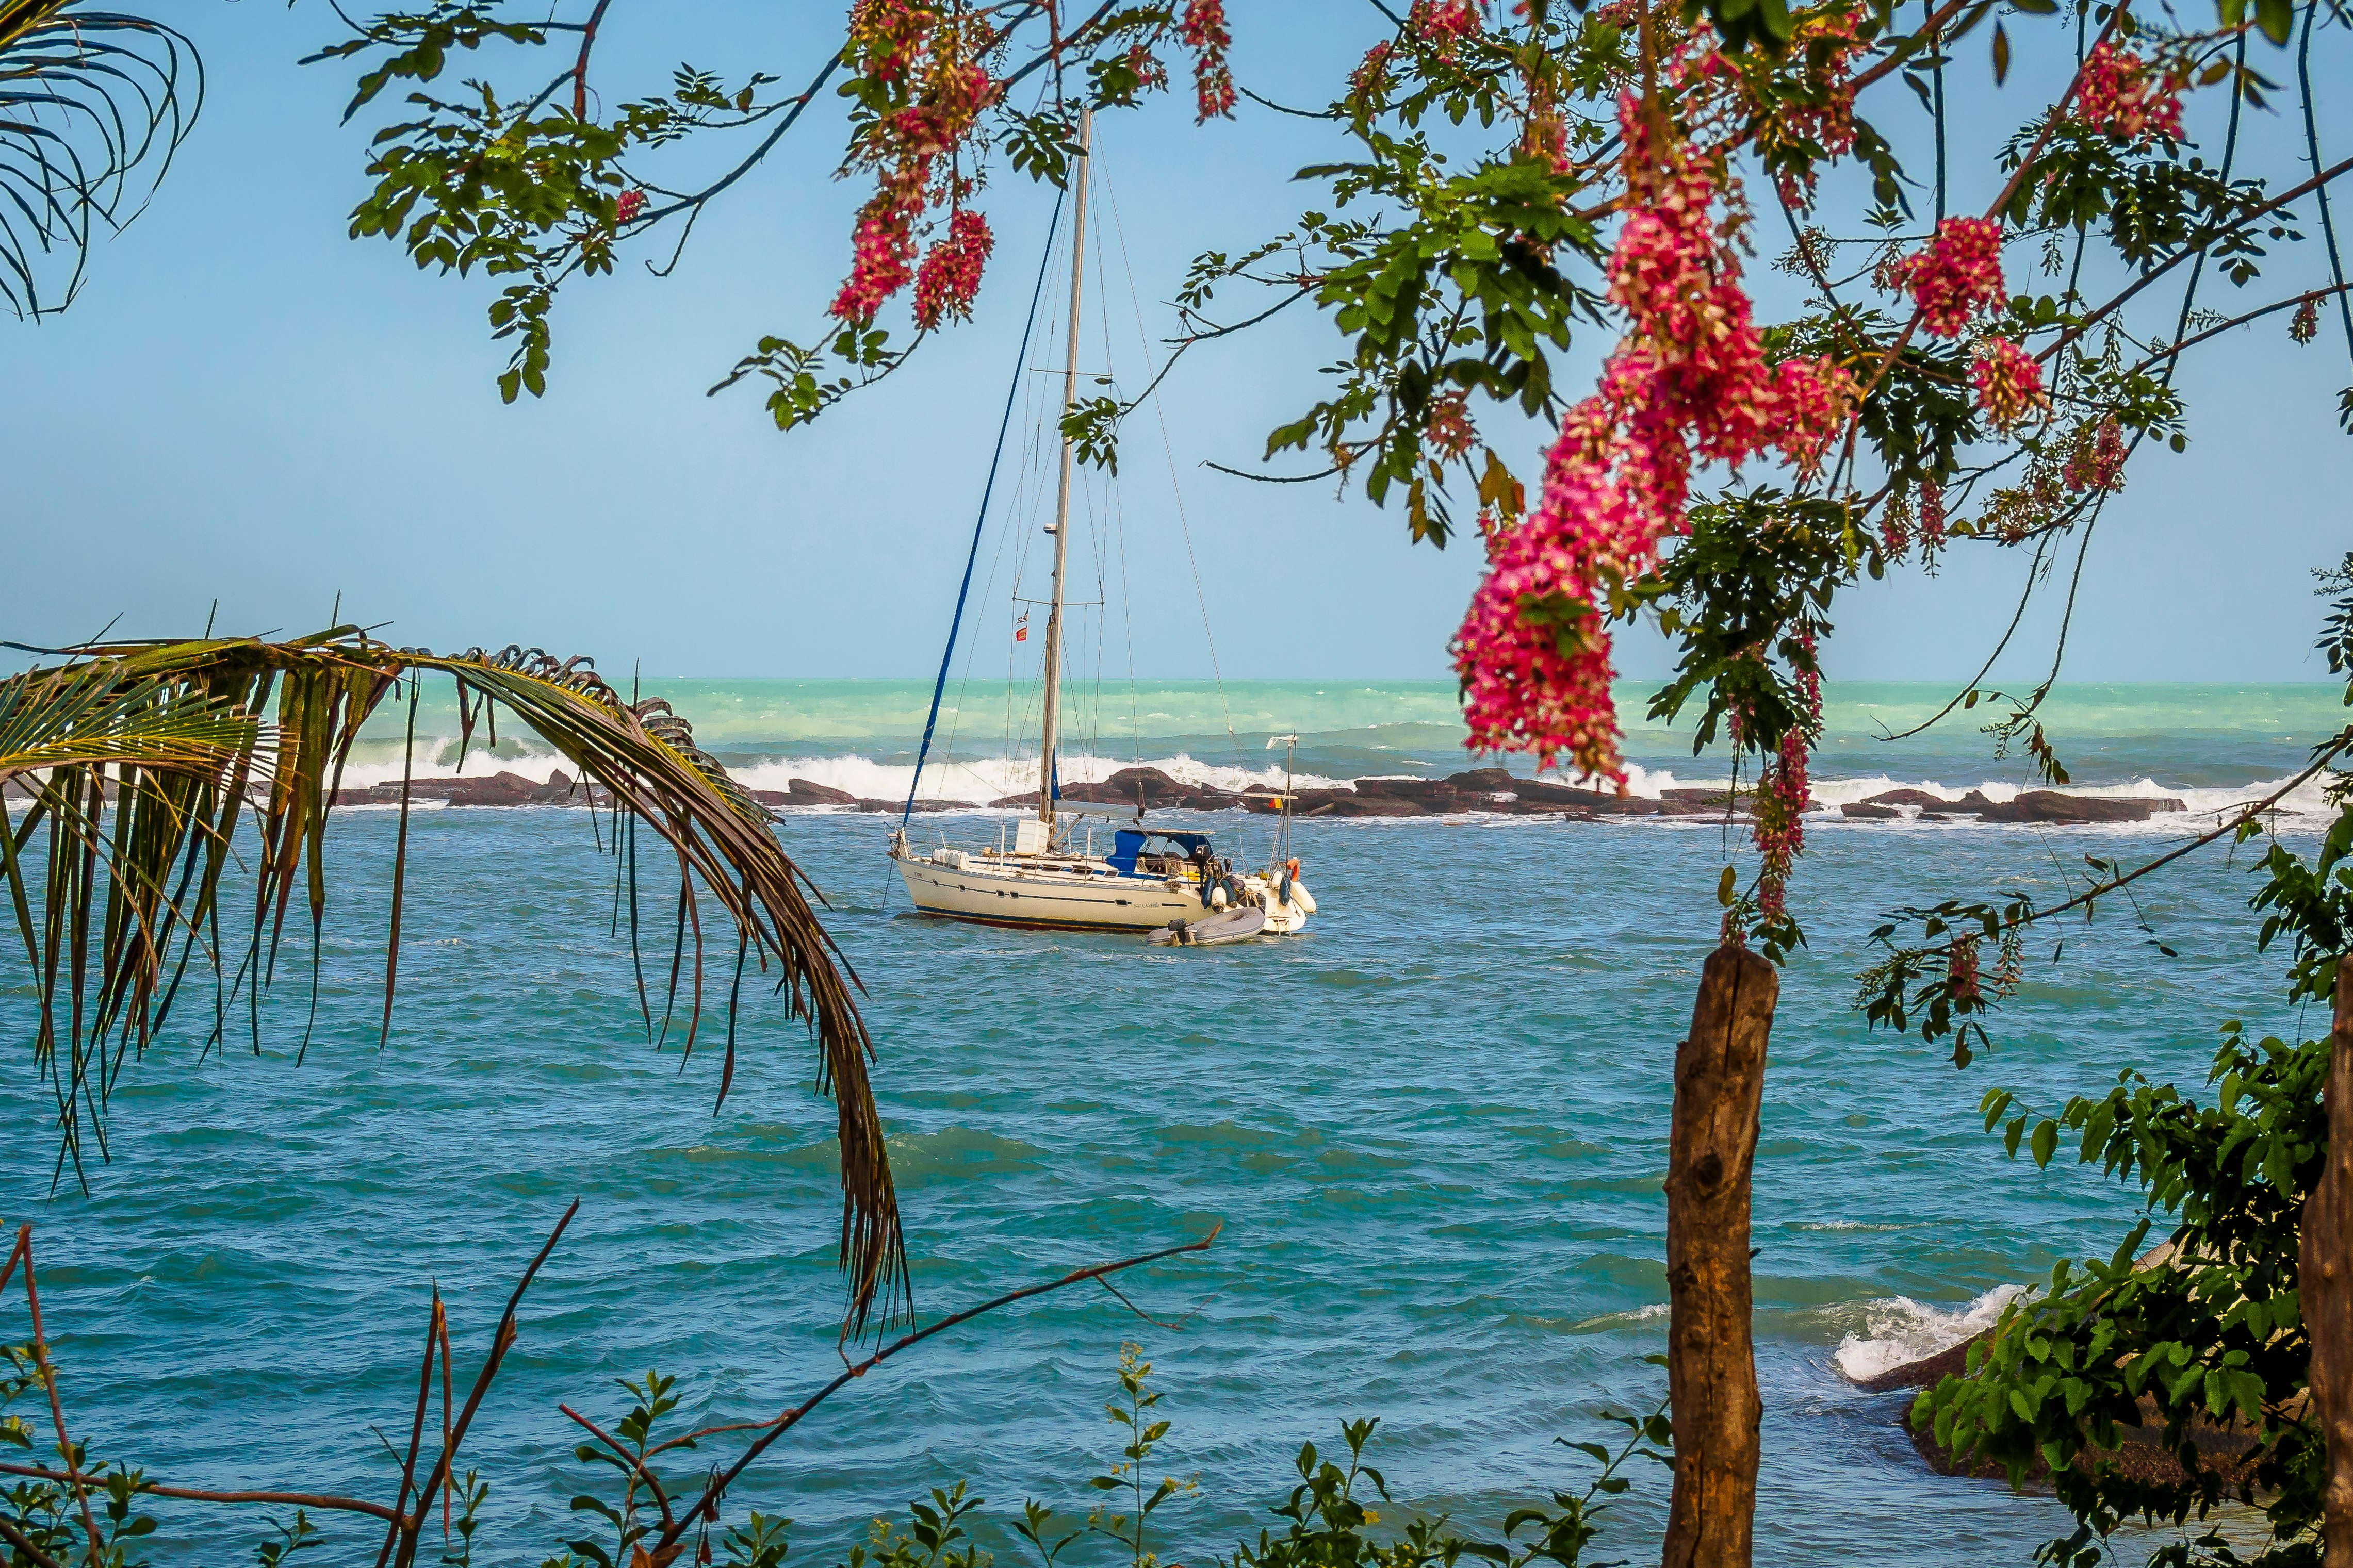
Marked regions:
[9,2,2350,682]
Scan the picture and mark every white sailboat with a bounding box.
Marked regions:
[886,111,1316,940]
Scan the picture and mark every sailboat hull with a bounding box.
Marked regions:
[893,853,1209,931]
[891,849,1310,935]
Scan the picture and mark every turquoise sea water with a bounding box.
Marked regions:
[4,680,2344,1565]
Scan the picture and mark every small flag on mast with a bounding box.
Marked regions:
[1014,610,1029,643]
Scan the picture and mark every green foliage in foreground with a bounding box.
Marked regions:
[0,1342,1669,1568]
[1910,560,2353,1568]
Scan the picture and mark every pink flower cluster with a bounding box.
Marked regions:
[1970,336,2046,430]
[1918,477,1946,543]
[1181,0,1236,121]
[1350,41,1396,102]
[614,188,645,225]
[1891,217,2006,338]
[2077,41,2182,144]
[1425,390,1477,459]
[1948,933,1983,1004]
[1769,11,1864,203]
[829,1,1001,324]
[913,208,993,329]
[834,210,918,322]
[1752,636,1820,921]
[2063,417,2127,491]
[1881,490,1912,558]
[1452,95,1853,782]
[1411,0,1481,58]
[2292,295,2321,344]
[1121,43,1171,94]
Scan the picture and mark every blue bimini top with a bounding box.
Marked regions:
[1107,829,1215,877]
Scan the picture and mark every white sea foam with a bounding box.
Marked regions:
[1828,1285,2022,1384]
[730,752,1352,804]
[60,736,2339,826]
[320,748,1351,802]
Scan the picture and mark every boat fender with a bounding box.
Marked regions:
[1292,882,1317,915]
[1210,885,1228,912]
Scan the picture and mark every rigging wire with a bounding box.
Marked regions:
[895,181,1068,845]
[1097,144,1237,754]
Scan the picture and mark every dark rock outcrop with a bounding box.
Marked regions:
[1444,768,1520,793]
[788,777,859,805]
[1288,789,1426,817]
[1920,790,1999,815]
[1865,788,1948,808]
[292,763,2194,829]
[1978,790,2186,823]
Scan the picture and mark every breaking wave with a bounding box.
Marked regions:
[111,744,2344,827]
[1828,1286,2022,1384]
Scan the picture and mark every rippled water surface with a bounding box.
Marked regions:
[0,802,2324,1565]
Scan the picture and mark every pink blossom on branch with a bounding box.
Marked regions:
[1181,0,1236,121]
[2076,41,2183,144]
[912,208,993,329]
[829,1,1001,323]
[1918,477,1947,543]
[1425,389,1477,459]
[1970,336,2047,431]
[2064,417,2128,492]
[1453,93,1855,783]
[613,188,645,225]
[831,206,918,323]
[1947,934,1983,1005]
[1410,0,1481,58]
[1890,217,2006,338]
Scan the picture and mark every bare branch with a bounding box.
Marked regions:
[652,1226,1222,1553]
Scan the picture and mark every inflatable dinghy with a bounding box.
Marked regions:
[1148,905,1267,947]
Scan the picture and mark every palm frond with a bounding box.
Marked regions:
[0,630,906,1331]
[0,0,199,318]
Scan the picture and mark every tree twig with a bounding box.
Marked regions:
[386,1199,580,1568]
[0,1512,64,1568]
[652,1226,1222,1553]
[560,1404,679,1536]
[0,1464,402,1525]
[2045,155,2353,363]
[13,1228,103,1560]
[570,0,615,119]
[1891,728,2353,960]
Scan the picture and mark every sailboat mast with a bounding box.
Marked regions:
[1036,109,1091,831]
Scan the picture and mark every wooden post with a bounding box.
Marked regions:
[2305,955,2353,1568]
[1662,942,1777,1568]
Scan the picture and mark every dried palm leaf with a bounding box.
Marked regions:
[0,0,199,317]
[0,630,906,1331]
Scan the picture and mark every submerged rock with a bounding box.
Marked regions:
[1852,1242,2262,1491]
[1841,803,1902,820]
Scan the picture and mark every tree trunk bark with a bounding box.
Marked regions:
[1662,942,1777,1568]
[2306,954,2353,1568]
